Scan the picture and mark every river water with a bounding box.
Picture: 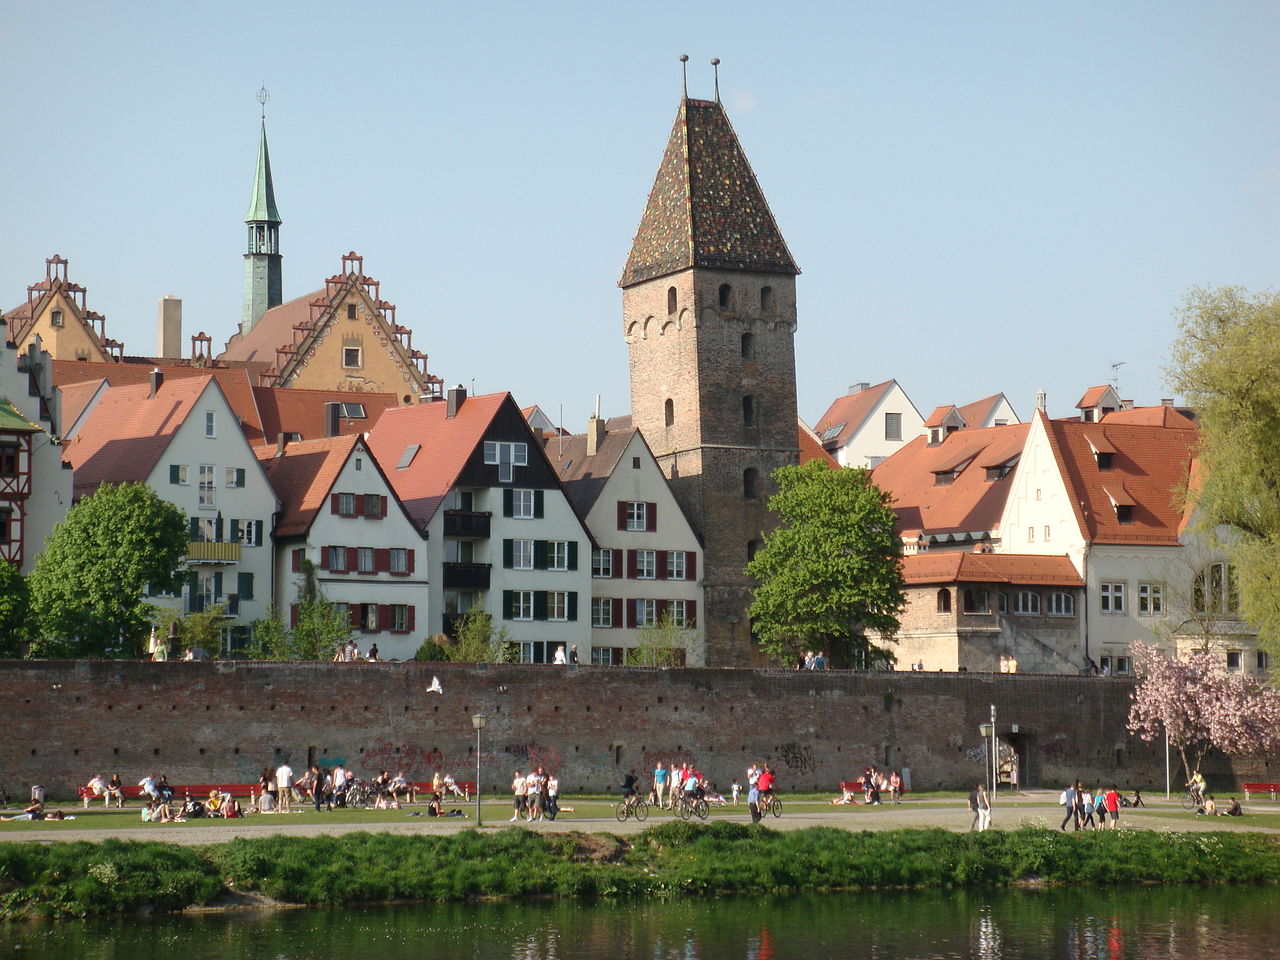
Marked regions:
[6,885,1279,959]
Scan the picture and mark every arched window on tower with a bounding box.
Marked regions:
[741,332,754,359]
[742,395,756,427]
[667,286,677,315]
[664,398,674,427]
[743,468,759,500]
[937,589,952,613]
[718,283,733,309]
[760,286,774,312]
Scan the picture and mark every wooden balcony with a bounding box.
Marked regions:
[443,510,491,539]
[186,541,241,563]
[442,561,491,590]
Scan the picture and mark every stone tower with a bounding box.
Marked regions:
[621,94,801,666]
[241,120,283,335]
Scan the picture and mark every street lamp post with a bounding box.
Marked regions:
[471,714,486,826]
[978,721,993,795]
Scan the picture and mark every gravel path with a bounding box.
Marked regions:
[4,790,1273,846]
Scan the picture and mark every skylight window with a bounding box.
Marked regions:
[340,402,366,419]
[397,444,420,470]
[821,424,845,442]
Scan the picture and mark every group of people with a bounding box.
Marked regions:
[647,762,729,809]
[796,651,828,670]
[831,767,904,805]
[510,767,561,820]
[550,645,581,664]
[1187,772,1243,816]
[332,640,379,662]
[1058,783,1127,830]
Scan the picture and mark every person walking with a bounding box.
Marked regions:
[276,760,294,814]
[652,762,668,808]
[1059,781,1078,831]
[975,784,992,831]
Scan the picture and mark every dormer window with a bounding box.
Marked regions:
[50,309,63,328]
[933,470,956,486]
[986,465,1009,481]
[1115,504,1133,524]
[1096,452,1113,470]
[929,428,944,445]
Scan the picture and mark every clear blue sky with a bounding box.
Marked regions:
[3,1,1277,429]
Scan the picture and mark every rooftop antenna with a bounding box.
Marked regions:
[257,84,270,120]
[711,58,721,102]
[558,403,564,457]
[679,54,689,98]
[1110,361,1126,391]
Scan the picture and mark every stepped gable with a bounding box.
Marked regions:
[220,288,323,365]
[814,380,895,450]
[63,376,213,497]
[872,423,1030,542]
[902,551,1083,587]
[1042,412,1197,546]
[620,98,799,287]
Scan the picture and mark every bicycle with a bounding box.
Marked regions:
[615,797,649,822]
[1181,791,1203,812]
[677,793,709,821]
[760,792,782,818]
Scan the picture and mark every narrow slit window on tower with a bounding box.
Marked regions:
[667,286,677,314]
[743,468,759,500]
[760,286,774,312]
[664,398,674,427]
[741,333,754,359]
[719,283,732,309]
[742,395,756,427]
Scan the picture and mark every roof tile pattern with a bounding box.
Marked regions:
[256,436,356,538]
[620,98,799,287]
[63,376,212,496]
[814,380,895,450]
[547,416,637,516]
[902,552,1083,587]
[872,424,1030,540]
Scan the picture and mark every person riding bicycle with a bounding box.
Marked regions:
[757,764,776,803]
[621,769,639,810]
[1187,771,1206,803]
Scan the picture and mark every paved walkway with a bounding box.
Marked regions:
[4,790,1272,846]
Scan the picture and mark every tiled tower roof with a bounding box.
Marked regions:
[246,121,281,224]
[619,98,799,287]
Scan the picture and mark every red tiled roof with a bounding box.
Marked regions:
[365,392,510,527]
[256,435,358,538]
[1102,405,1197,429]
[923,405,960,429]
[798,419,837,466]
[548,416,638,516]
[1041,412,1197,546]
[1076,385,1110,408]
[252,386,398,444]
[902,552,1083,587]
[957,394,1007,427]
[63,376,213,496]
[219,289,323,364]
[813,380,896,450]
[57,378,106,433]
[871,424,1030,541]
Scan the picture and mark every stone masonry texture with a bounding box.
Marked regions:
[1,661,1237,800]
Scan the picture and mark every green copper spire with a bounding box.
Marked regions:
[242,91,283,335]
[245,120,281,224]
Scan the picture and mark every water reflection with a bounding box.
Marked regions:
[6,886,1280,959]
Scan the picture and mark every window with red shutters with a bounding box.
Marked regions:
[646,502,657,532]
[626,598,637,628]
[378,604,391,632]
[375,549,390,573]
[407,606,416,632]
[291,548,302,573]
[611,597,623,627]
[656,551,668,580]
[330,493,341,515]
[612,548,623,579]
[617,501,627,531]
[346,547,357,573]
[687,600,697,626]
[289,604,299,628]
[688,552,697,580]
[627,550,637,579]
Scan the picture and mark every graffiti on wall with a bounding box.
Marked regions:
[776,742,815,773]
[502,741,563,771]
[360,739,446,777]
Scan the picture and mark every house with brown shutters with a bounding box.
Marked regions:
[548,414,705,665]
[257,434,428,660]
[366,387,592,663]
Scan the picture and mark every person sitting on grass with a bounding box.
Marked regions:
[1197,794,1218,816]
[1226,797,1243,817]
[206,789,225,814]
[223,795,243,818]
[2,801,64,822]
[831,786,858,805]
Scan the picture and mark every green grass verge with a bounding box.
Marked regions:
[2,824,1279,920]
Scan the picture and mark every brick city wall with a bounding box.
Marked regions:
[6,660,1253,801]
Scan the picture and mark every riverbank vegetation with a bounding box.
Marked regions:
[3,823,1279,920]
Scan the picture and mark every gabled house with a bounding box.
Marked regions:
[219,251,443,404]
[1075,384,1123,423]
[366,387,592,663]
[2,256,123,363]
[257,435,427,660]
[61,372,278,647]
[548,415,705,665]
[957,393,1019,430]
[814,379,923,468]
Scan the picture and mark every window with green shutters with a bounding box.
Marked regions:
[237,571,255,601]
[170,464,189,485]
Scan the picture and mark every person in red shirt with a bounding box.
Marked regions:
[757,765,775,798]
[1103,785,1122,829]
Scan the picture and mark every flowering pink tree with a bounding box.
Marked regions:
[1127,641,1280,784]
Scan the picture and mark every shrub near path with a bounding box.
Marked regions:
[3,826,1279,920]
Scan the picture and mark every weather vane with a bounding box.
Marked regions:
[679,54,688,97]
[257,84,270,120]
[711,58,721,102]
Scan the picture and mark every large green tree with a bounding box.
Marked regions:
[288,560,352,660]
[27,482,187,658]
[1167,286,1280,653]
[746,460,905,667]
[0,561,29,657]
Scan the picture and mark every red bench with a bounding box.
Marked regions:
[408,780,476,800]
[1242,782,1280,801]
[838,779,911,800]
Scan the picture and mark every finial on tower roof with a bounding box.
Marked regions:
[257,84,270,120]
[711,58,720,102]
[679,54,689,98]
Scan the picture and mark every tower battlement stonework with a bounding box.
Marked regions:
[622,97,801,665]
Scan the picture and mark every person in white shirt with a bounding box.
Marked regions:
[276,762,294,813]
[332,764,349,808]
[137,775,159,801]
[83,774,106,808]
[552,645,567,664]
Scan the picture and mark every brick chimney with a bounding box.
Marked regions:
[586,415,607,457]
[149,368,164,398]
[446,384,467,419]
